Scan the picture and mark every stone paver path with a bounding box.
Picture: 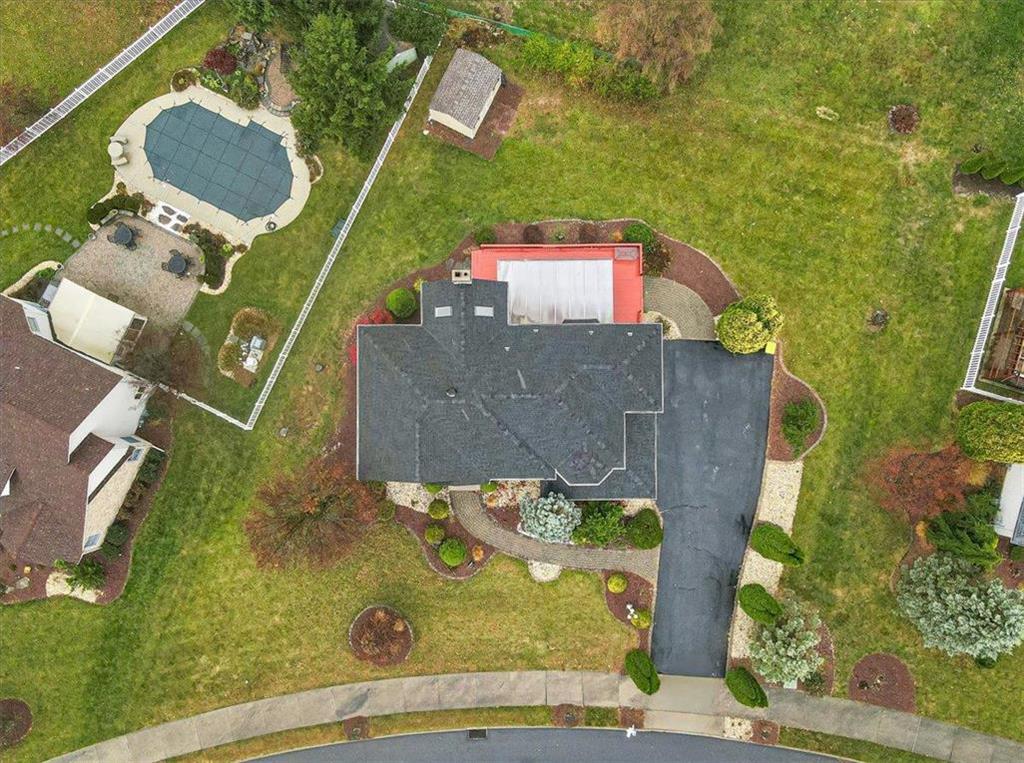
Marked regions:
[450,491,659,581]
[50,672,1024,763]
[643,277,715,340]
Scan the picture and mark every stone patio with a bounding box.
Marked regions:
[62,218,203,329]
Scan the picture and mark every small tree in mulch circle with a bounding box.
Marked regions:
[0,698,32,748]
[887,104,919,134]
[349,606,413,666]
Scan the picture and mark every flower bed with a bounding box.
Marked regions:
[393,505,494,580]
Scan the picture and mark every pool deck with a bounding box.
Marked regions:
[111,87,310,246]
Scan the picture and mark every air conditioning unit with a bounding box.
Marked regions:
[451,269,472,284]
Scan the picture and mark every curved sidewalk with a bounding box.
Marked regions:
[51,672,1024,763]
[450,491,660,580]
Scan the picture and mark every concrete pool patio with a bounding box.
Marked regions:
[109,87,311,245]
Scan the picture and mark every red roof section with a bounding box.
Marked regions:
[470,244,645,323]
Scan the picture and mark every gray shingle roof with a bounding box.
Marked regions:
[357,279,662,489]
[429,48,502,130]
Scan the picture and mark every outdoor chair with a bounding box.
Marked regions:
[111,155,128,167]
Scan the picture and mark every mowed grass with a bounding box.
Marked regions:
[1,0,1023,760]
[0,0,177,107]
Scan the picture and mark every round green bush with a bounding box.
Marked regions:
[717,294,784,354]
[629,608,652,629]
[424,483,444,494]
[480,481,498,493]
[725,667,768,708]
[624,508,663,549]
[750,522,805,566]
[424,523,445,546]
[607,572,628,594]
[438,537,467,567]
[385,288,418,319]
[955,402,1024,463]
[427,499,450,520]
[624,649,660,695]
[737,583,783,625]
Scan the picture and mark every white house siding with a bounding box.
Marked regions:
[995,463,1024,539]
[14,299,54,340]
[81,446,147,552]
[69,377,149,456]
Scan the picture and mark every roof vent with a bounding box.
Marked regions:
[446,387,457,398]
[614,245,640,260]
[434,306,453,318]
[452,269,472,284]
[474,305,494,317]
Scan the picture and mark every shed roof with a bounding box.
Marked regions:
[429,48,502,129]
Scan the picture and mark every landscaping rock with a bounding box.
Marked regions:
[528,561,562,582]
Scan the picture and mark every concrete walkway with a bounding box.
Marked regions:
[450,491,660,580]
[50,672,1024,763]
[643,277,715,339]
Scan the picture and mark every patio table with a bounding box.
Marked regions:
[107,142,124,159]
[111,224,134,246]
[166,252,188,275]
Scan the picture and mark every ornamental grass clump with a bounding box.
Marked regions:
[897,553,1024,663]
[750,522,805,566]
[737,583,783,625]
[519,492,581,543]
[716,294,784,354]
[749,601,823,684]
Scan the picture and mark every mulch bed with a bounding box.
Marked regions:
[342,715,370,740]
[425,81,523,160]
[848,653,916,713]
[953,170,1023,198]
[602,571,653,651]
[0,698,32,748]
[553,704,585,727]
[394,505,495,580]
[751,720,780,745]
[767,344,827,461]
[618,707,644,729]
[348,605,413,667]
[798,622,836,695]
[217,307,283,388]
[995,537,1024,590]
[487,503,521,533]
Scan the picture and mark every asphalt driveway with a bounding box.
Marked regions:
[652,341,774,677]
[254,728,835,762]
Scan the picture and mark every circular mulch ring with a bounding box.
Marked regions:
[0,698,32,748]
[888,104,920,134]
[553,704,584,727]
[342,715,370,740]
[848,653,916,713]
[751,719,780,745]
[348,606,413,667]
[619,707,644,729]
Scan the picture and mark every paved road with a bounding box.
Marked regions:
[652,341,774,677]
[253,728,836,762]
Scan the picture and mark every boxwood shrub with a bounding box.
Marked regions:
[386,288,418,319]
[427,499,450,520]
[737,583,783,625]
[424,483,445,494]
[624,508,663,549]
[750,522,805,566]
[629,608,652,629]
[725,667,768,708]
[955,402,1024,463]
[624,649,660,695]
[438,537,467,567]
[424,523,445,546]
[606,572,628,594]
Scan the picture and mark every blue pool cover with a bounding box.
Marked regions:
[144,102,293,221]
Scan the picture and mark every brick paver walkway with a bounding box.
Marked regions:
[643,276,715,340]
[50,672,1024,763]
[450,491,660,581]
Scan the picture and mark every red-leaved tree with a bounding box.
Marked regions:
[203,47,238,76]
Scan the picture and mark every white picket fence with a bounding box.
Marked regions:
[961,192,1024,401]
[0,0,206,166]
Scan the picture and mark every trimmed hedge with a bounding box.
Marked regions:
[427,499,450,520]
[607,572,628,594]
[386,288,418,319]
[624,508,663,549]
[737,583,783,625]
[624,649,660,695]
[87,193,142,225]
[956,402,1024,463]
[750,522,805,566]
[438,537,467,567]
[725,667,768,708]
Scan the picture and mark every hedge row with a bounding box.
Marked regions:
[520,35,659,103]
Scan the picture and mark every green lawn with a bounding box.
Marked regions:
[2,1,1023,760]
[779,728,941,763]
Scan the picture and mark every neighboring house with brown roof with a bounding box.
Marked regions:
[0,295,153,567]
[428,48,503,139]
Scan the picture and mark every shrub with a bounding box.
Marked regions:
[956,402,1024,463]
[427,499,450,520]
[622,222,670,277]
[474,225,497,245]
[87,193,142,225]
[624,508,663,549]
[424,523,445,546]
[725,667,768,708]
[230,0,276,33]
[926,489,1001,570]
[802,671,826,696]
[750,522,805,566]
[385,288,418,319]
[55,558,106,592]
[607,572,628,594]
[520,34,659,103]
[519,492,581,543]
[782,399,820,455]
[203,47,238,76]
[100,520,130,559]
[749,601,823,684]
[438,537,467,567]
[897,553,1024,662]
[572,501,625,546]
[137,449,164,487]
[424,483,444,494]
[737,583,783,625]
[480,481,498,493]
[522,224,545,244]
[227,70,260,110]
[717,294,784,354]
[171,68,197,92]
[624,649,660,695]
[184,223,231,289]
[389,2,446,52]
[1011,545,1024,562]
[629,608,652,629]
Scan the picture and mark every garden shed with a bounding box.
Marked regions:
[428,49,503,139]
